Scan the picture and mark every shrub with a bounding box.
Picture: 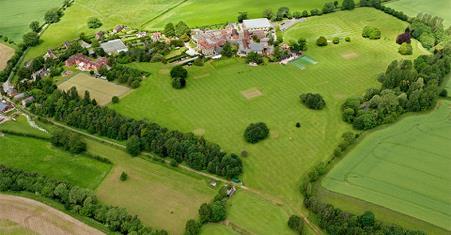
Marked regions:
[172,77,186,89]
[362,26,381,40]
[240,150,248,157]
[396,31,411,44]
[398,42,412,55]
[87,17,102,29]
[288,215,304,234]
[111,96,119,103]
[120,171,128,181]
[296,122,301,128]
[184,219,201,235]
[316,36,328,46]
[345,36,351,42]
[170,65,188,79]
[126,135,141,156]
[439,89,448,97]
[300,93,326,110]
[332,37,339,44]
[51,130,86,154]
[246,51,264,64]
[193,57,204,66]
[244,122,269,144]
[170,159,178,167]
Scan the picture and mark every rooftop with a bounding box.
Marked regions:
[100,39,128,54]
[242,18,271,29]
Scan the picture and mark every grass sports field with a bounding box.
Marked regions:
[111,8,425,214]
[58,73,131,106]
[322,100,451,231]
[385,0,451,26]
[87,139,217,234]
[0,0,63,42]
[0,118,111,189]
[0,43,15,70]
[144,0,330,30]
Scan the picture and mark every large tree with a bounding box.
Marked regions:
[164,23,175,37]
[342,0,355,10]
[29,21,40,33]
[23,32,40,47]
[44,8,62,23]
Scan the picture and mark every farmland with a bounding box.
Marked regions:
[0,194,103,235]
[144,0,331,30]
[0,118,111,189]
[112,8,425,210]
[385,0,451,26]
[321,100,451,231]
[0,0,63,42]
[0,43,15,71]
[87,138,217,234]
[58,73,131,106]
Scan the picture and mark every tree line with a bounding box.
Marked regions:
[343,47,450,130]
[29,85,243,179]
[0,165,167,235]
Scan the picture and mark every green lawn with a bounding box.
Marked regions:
[0,134,111,189]
[24,0,183,61]
[201,224,239,235]
[144,0,331,30]
[87,139,216,234]
[0,0,63,42]
[111,8,425,212]
[0,115,51,139]
[321,100,451,231]
[385,0,451,26]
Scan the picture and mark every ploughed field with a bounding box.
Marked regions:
[111,8,425,216]
[0,43,15,71]
[322,100,451,231]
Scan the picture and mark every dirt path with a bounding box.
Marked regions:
[0,194,104,235]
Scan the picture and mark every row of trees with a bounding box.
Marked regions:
[0,165,167,235]
[185,186,231,235]
[163,21,190,38]
[343,47,450,130]
[29,86,243,178]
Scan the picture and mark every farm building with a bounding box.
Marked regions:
[101,39,128,55]
[65,54,108,71]
[242,18,272,31]
[21,96,34,107]
[0,102,11,113]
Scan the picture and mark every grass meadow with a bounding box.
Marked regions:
[0,115,51,138]
[0,132,111,189]
[322,100,451,231]
[144,0,331,30]
[385,0,451,26]
[86,138,217,234]
[0,0,63,42]
[111,8,425,214]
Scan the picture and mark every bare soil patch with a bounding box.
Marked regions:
[0,43,15,71]
[58,73,131,106]
[341,51,359,60]
[241,87,263,100]
[0,194,103,235]
[193,128,205,136]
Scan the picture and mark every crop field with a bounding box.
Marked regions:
[0,128,111,189]
[111,8,426,211]
[0,194,102,235]
[0,0,63,42]
[0,43,15,71]
[385,0,451,26]
[86,138,216,234]
[144,0,331,30]
[58,73,131,106]
[322,100,451,231]
[23,0,184,61]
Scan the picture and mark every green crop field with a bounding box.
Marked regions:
[385,0,451,26]
[86,139,216,234]
[0,0,63,42]
[144,0,331,30]
[0,133,111,189]
[24,0,183,61]
[322,100,451,231]
[111,8,426,213]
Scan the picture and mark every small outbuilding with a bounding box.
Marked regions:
[242,18,272,31]
[100,39,128,55]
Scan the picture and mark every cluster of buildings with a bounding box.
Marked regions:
[192,18,275,57]
[1,81,34,109]
[65,53,109,71]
